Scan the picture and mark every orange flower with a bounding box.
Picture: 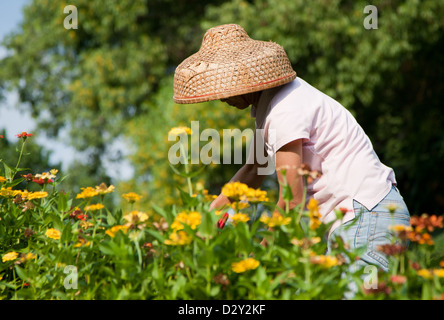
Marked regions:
[16,132,33,139]
[410,214,443,232]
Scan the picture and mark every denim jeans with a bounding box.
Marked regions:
[327,186,411,272]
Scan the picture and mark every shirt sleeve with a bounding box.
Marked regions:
[266,99,311,157]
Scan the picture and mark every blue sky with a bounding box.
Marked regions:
[0,1,133,179]
[0,0,36,139]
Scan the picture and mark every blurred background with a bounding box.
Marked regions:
[0,0,442,216]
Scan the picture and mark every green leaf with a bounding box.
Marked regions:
[151,202,174,224]
[1,161,16,181]
[198,210,217,238]
[14,265,29,282]
[145,229,165,243]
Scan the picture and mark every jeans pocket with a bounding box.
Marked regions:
[366,211,410,271]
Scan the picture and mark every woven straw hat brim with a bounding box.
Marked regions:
[173,24,296,104]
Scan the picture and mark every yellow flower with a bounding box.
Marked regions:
[203,189,217,202]
[307,198,322,230]
[2,251,19,262]
[123,210,149,226]
[221,182,268,203]
[80,220,94,230]
[231,258,260,273]
[169,126,192,136]
[105,225,128,238]
[73,239,91,248]
[260,212,291,228]
[27,191,49,200]
[389,225,413,233]
[242,188,269,203]
[232,201,250,210]
[309,254,339,268]
[164,231,193,246]
[76,187,99,200]
[20,252,36,262]
[45,228,61,240]
[0,176,6,183]
[95,183,115,195]
[433,269,444,278]
[122,192,142,203]
[417,269,433,279]
[291,237,321,250]
[230,213,250,225]
[84,203,105,211]
[0,187,17,198]
[171,211,201,231]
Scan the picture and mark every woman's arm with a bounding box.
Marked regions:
[275,139,304,211]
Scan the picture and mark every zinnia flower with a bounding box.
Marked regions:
[164,231,193,246]
[230,213,250,225]
[95,183,115,195]
[411,214,443,233]
[105,225,128,238]
[168,126,192,136]
[309,254,339,268]
[84,203,105,211]
[260,212,291,228]
[221,181,268,203]
[123,210,149,226]
[171,211,201,231]
[20,252,36,263]
[2,251,19,262]
[34,171,57,181]
[45,228,61,240]
[307,198,322,230]
[291,237,321,250]
[122,192,142,203]
[27,191,49,200]
[417,269,433,279]
[231,258,260,273]
[76,187,99,200]
[16,132,33,139]
[390,275,407,285]
[73,238,91,248]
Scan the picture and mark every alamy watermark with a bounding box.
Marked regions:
[63,265,78,290]
[363,265,378,290]
[63,5,78,30]
[363,5,378,29]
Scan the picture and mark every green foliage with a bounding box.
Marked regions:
[0,0,443,230]
[1,140,443,300]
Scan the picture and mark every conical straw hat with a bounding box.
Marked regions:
[173,24,296,104]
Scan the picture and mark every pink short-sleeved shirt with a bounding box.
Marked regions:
[250,77,396,233]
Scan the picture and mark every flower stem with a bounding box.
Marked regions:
[15,141,25,168]
[179,143,193,196]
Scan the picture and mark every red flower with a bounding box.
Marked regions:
[217,212,230,229]
[390,275,407,285]
[77,214,88,221]
[22,174,34,182]
[0,135,3,138]
[16,132,33,139]
[33,178,53,185]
